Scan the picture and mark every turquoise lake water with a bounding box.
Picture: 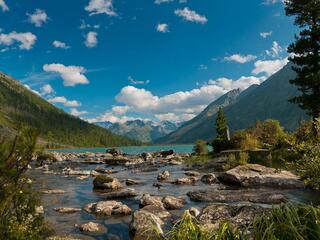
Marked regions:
[53,144,195,154]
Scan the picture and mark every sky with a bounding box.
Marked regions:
[0,0,296,123]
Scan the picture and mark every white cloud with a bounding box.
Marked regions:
[263,0,283,5]
[156,23,169,33]
[53,40,70,49]
[24,84,41,96]
[85,31,98,48]
[43,63,89,87]
[27,9,48,27]
[112,106,130,115]
[70,108,88,117]
[252,58,288,76]
[40,84,54,95]
[224,54,257,64]
[79,20,100,29]
[175,7,207,24]
[0,0,8,11]
[260,31,272,38]
[48,96,81,107]
[266,41,283,57]
[208,76,266,90]
[199,64,208,70]
[85,0,117,16]
[0,31,37,50]
[128,76,150,85]
[155,0,174,4]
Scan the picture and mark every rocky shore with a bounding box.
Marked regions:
[30,149,307,240]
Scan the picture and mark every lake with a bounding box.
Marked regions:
[52,144,195,155]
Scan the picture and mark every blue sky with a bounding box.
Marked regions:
[0,0,295,123]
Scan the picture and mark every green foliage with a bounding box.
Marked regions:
[231,131,261,151]
[0,127,49,239]
[160,211,244,240]
[285,0,320,122]
[216,108,228,139]
[0,74,138,148]
[253,204,320,240]
[238,152,249,165]
[193,140,209,156]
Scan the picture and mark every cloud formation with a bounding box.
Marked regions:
[156,23,169,33]
[27,9,49,27]
[85,31,98,48]
[85,0,117,16]
[0,31,37,50]
[224,54,257,64]
[252,58,288,76]
[40,84,54,95]
[70,108,88,117]
[266,41,283,57]
[175,7,207,24]
[43,63,90,87]
[128,76,150,85]
[48,96,81,107]
[155,0,174,4]
[0,0,8,11]
[53,40,70,49]
[260,31,272,38]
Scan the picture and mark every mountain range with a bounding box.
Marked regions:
[0,72,138,148]
[95,120,181,143]
[156,64,308,144]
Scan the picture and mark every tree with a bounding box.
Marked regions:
[212,108,231,153]
[193,140,209,156]
[285,0,320,135]
[215,107,228,139]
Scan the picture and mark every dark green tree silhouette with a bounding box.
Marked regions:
[285,0,320,135]
[212,108,230,153]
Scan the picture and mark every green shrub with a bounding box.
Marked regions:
[212,138,233,153]
[193,140,209,156]
[231,131,261,151]
[252,204,320,240]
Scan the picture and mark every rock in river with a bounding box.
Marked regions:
[201,173,218,184]
[101,188,137,199]
[93,175,122,190]
[174,177,198,185]
[162,196,185,210]
[187,189,287,204]
[220,164,305,189]
[79,222,107,233]
[84,200,131,216]
[42,189,66,194]
[140,194,163,207]
[157,170,170,181]
[184,171,201,177]
[54,207,81,214]
[130,210,164,240]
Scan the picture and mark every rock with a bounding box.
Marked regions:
[54,207,81,213]
[90,170,101,177]
[126,179,140,185]
[162,196,185,210]
[141,204,171,219]
[42,189,66,194]
[188,207,200,217]
[93,176,122,190]
[198,204,267,230]
[35,206,44,215]
[106,148,123,156]
[101,188,137,199]
[63,168,91,176]
[159,149,174,157]
[95,167,117,174]
[80,159,104,164]
[185,171,201,177]
[174,177,197,185]
[52,152,64,162]
[140,194,163,207]
[130,210,164,240]
[201,173,218,184]
[84,201,131,216]
[77,176,89,180]
[220,164,305,189]
[169,160,183,165]
[141,152,153,161]
[187,190,287,204]
[157,170,170,181]
[79,222,106,233]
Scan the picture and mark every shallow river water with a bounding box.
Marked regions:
[30,146,320,240]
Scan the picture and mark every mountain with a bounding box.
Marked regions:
[0,72,138,148]
[157,64,307,144]
[95,120,181,143]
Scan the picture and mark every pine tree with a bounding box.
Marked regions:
[216,107,228,139]
[285,1,320,125]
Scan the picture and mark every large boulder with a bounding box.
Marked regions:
[140,194,163,207]
[93,176,122,190]
[187,190,287,204]
[220,164,305,189]
[198,204,266,230]
[130,210,164,240]
[101,188,137,199]
[84,200,131,216]
[141,205,171,219]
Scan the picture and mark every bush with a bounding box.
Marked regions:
[253,204,320,240]
[231,131,261,151]
[0,127,49,239]
[212,138,232,153]
[193,140,209,156]
[238,152,249,165]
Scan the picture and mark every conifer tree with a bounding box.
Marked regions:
[215,107,228,140]
[285,0,320,131]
